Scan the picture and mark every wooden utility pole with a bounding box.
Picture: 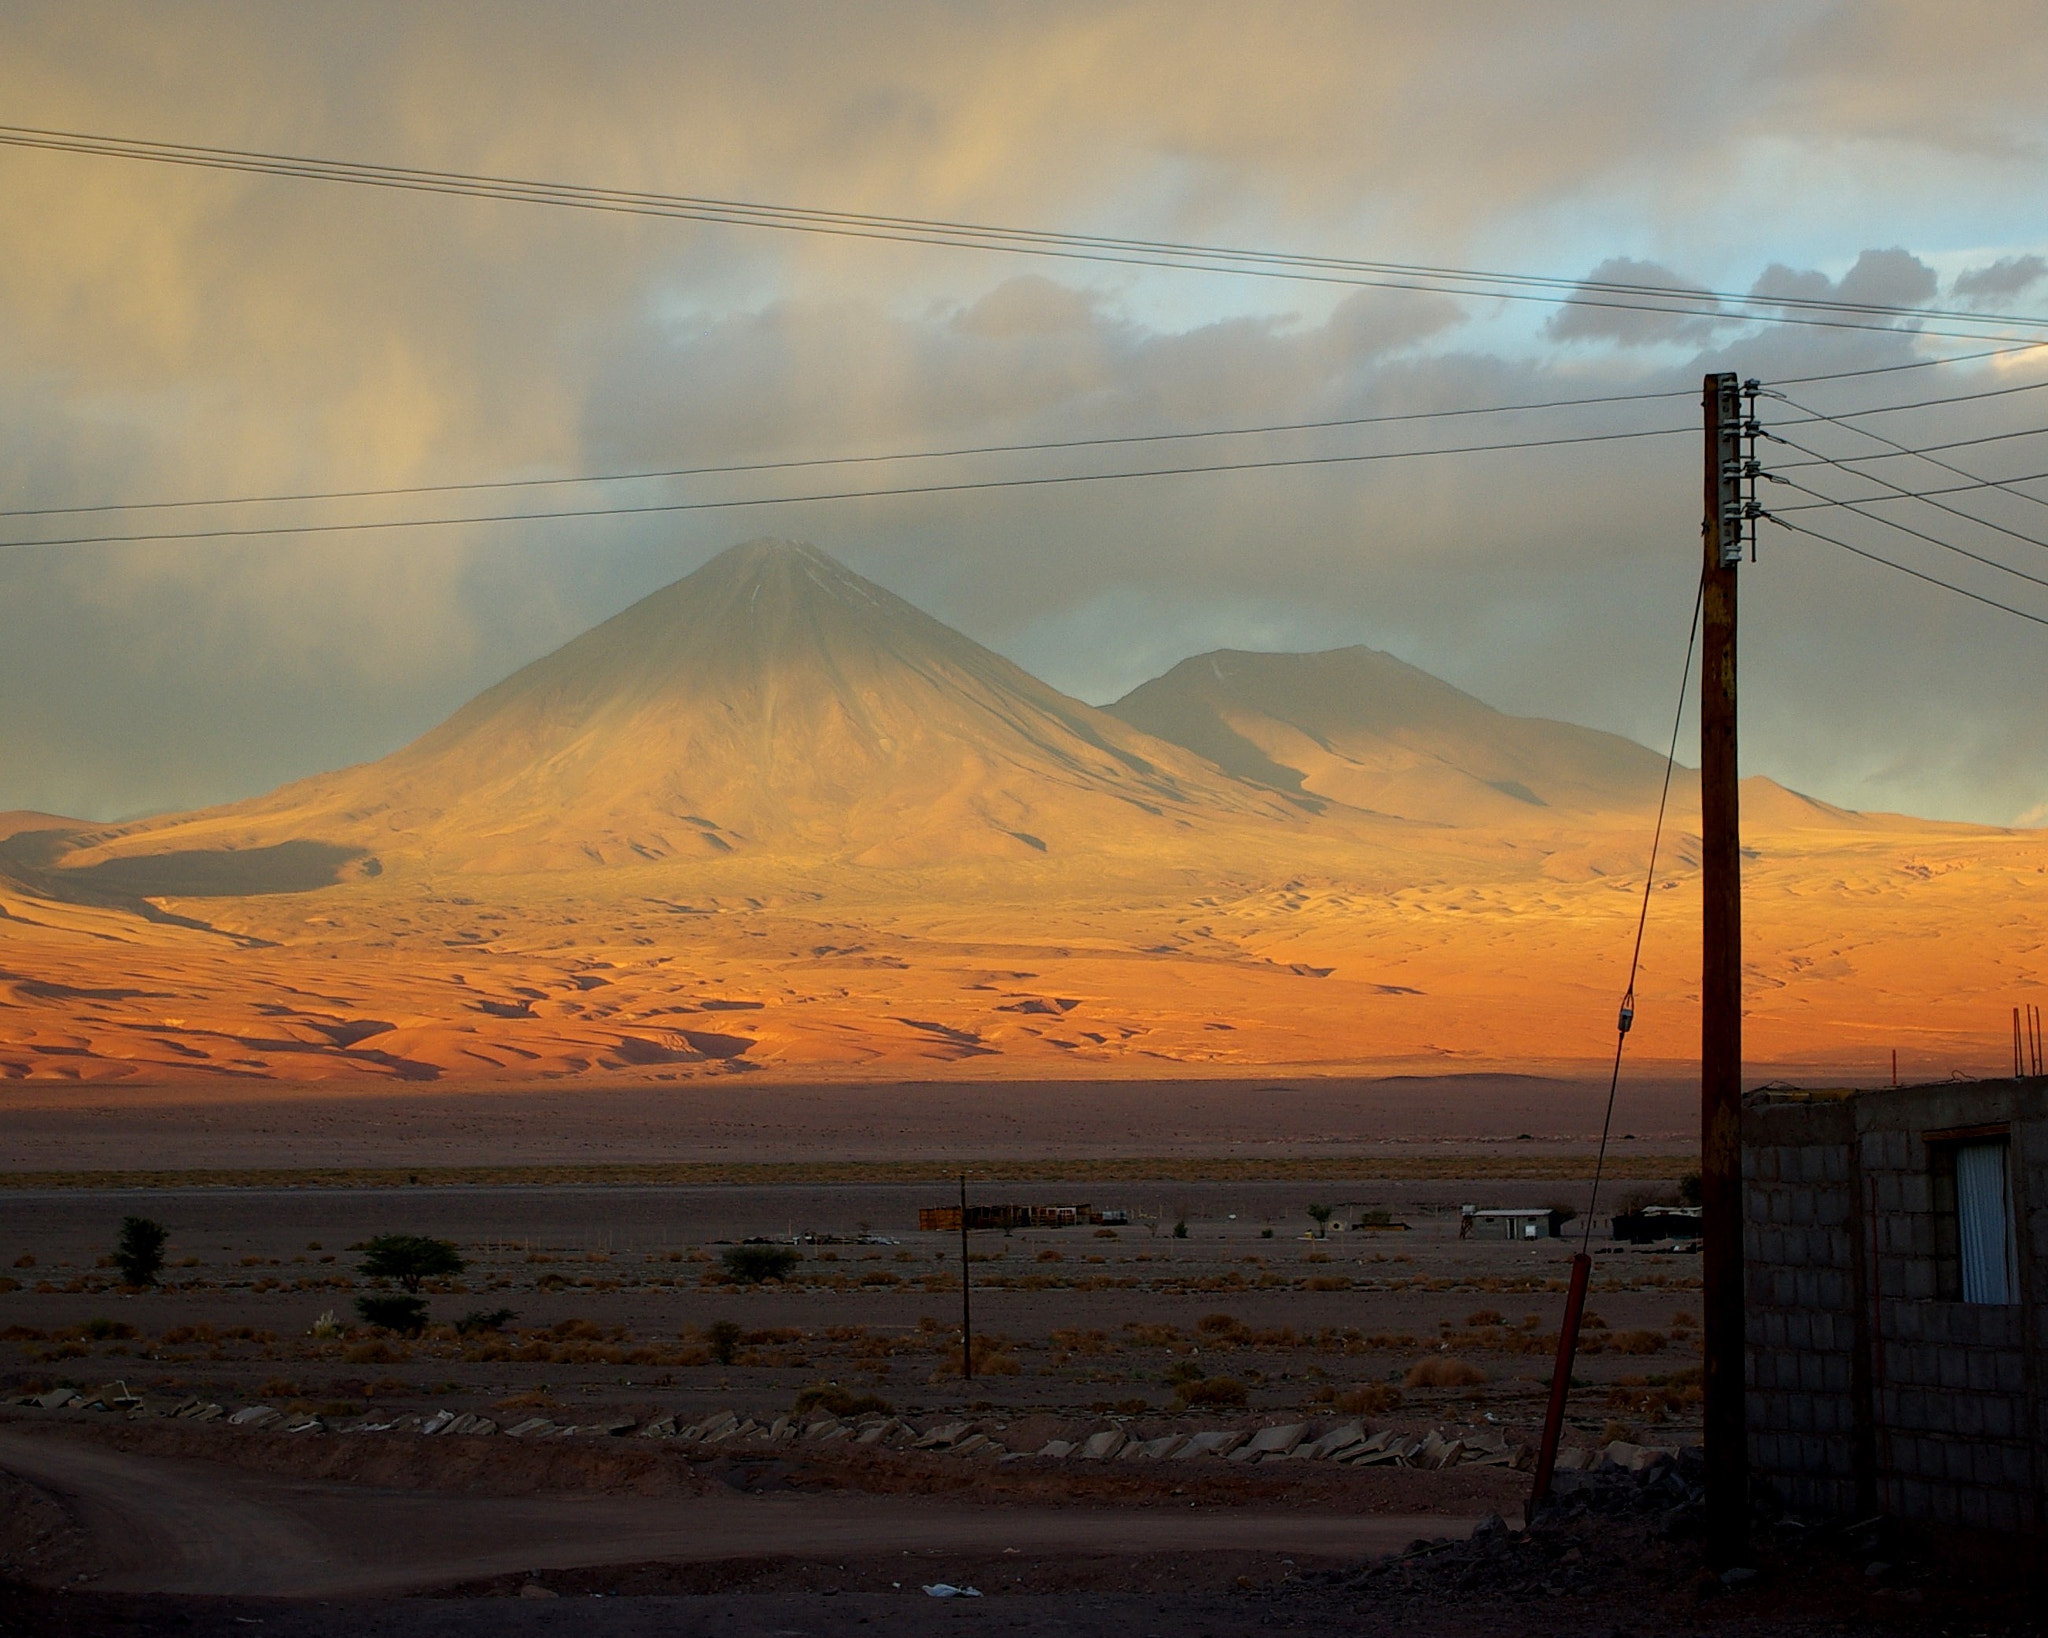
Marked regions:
[959,1174,974,1382]
[1701,370,1747,1561]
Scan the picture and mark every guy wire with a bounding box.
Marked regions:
[1582,568,1706,1254]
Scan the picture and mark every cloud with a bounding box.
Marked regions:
[0,3,2046,826]
[1952,254,2048,308]
[1750,247,1938,320]
[1544,257,1726,348]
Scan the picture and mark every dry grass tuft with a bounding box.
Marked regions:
[1404,1355,1488,1388]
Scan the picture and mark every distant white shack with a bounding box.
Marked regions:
[1459,1206,1567,1241]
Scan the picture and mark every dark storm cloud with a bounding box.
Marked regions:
[0,1,2045,825]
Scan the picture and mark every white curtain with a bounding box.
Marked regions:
[1955,1140,2015,1305]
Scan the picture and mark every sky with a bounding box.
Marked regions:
[3,1,2047,827]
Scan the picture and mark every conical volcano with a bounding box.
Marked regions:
[73,540,1297,874]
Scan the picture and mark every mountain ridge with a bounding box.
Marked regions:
[53,540,1311,877]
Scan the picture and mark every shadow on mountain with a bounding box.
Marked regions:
[48,841,367,899]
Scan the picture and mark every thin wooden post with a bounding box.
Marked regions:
[959,1174,973,1382]
[1701,370,1748,1563]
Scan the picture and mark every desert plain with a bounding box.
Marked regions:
[1,542,2039,1635]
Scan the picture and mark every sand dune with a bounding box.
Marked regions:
[3,540,2040,1089]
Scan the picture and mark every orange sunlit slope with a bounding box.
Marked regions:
[3,541,2041,1086]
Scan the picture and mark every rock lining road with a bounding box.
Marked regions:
[0,1424,1481,1599]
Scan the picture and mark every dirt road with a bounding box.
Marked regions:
[0,1425,1481,1599]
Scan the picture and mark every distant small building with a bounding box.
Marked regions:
[1745,1077,2045,1533]
[917,1203,1118,1232]
[1459,1206,1567,1241]
[1612,1204,1702,1243]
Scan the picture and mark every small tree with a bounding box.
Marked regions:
[357,1234,466,1293]
[355,1294,429,1334]
[1306,1203,1334,1238]
[113,1217,168,1286]
[721,1244,799,1284]
[706,1319,744,1364]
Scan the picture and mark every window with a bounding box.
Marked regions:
[1953,1140,2016,1305]
[1932,1133,2017,1305]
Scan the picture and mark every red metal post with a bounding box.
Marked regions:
[1529,1250,1593,1507]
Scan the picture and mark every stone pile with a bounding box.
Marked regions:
[11,1384,1565,1470]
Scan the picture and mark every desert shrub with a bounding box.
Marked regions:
[1164,1358,1205,1386]
[1677,1172,1703,1207]
[1171,1221,1189,1239]
[257,1376,301,1398]
[538,1317,609,1342]
[113,1217,168,1287]
[1404,1356,1488,1388]
[82,1318,137,1341]
[343,1338,407,1364]
[1304,1276,1352,1292]
[357,1235,466,1293]
[1195,1312,1243,1337]
[706,1319,744,1365]
[1605,1367,1703,1418]
[1173,1376,1249,1409]
[792,1383,893,1419]
[1093,1228,1118,1239]
[1335,1383,1403,1415]
[456,1308,517,1335]
[1607,1329,1665,1355]
[0,1277,18,1294]
[1048,1328,1114,1354]
[1464,1309,1504,1328]
[970,1335,1022,1374]
[722,1244,800,1284]
[494,1389,563,1413]
[354,1294,429,1335]
[13,1254,33,1268]
[1036,1249,1064,1263]
[1259,1228,1274,1239]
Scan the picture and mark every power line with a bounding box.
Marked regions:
[1764,431,2048,554]
[1778,375,2048,422]
[4,124,2046,345]
[0,422,1692,552]
[1765,512,2048,630]
[1768,393,2048,515]
[1767,423,2048,469]
[0,385,1698,522]
[1769,474,2048,590]
[10,351,2032,526]
[1774,344,2047,386]
[1770,467,2048,512]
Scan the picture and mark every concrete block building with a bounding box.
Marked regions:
[1743,1078,2045,1533]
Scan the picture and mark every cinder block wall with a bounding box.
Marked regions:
[1743,1082,2046,1534]
[1744,1095,1865,1517]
